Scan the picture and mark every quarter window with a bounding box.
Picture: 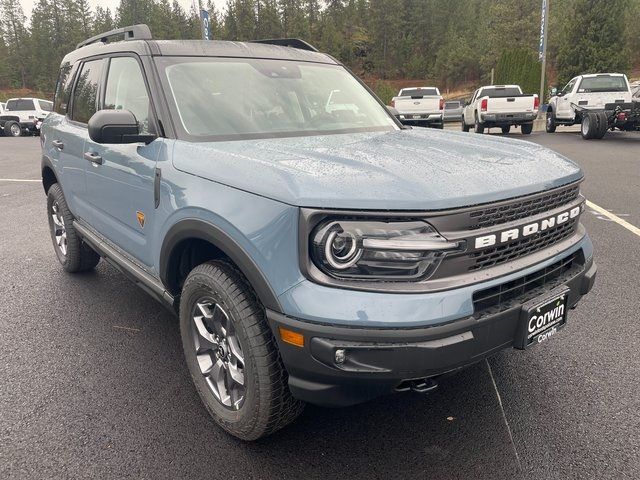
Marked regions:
[72,59,105,124]
[104,57,152,134]
[53,62,78,115]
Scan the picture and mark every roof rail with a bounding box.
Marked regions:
[76,24,152,50]
[251,38,318,52]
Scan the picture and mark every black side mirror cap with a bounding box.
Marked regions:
[88,109,156,144]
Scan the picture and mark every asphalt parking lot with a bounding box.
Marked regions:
[1,130,639,479]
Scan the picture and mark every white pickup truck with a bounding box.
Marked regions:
[462,85,539,135]
[546,73,633,137]
[391,87,444,128]
[0,97,53,136]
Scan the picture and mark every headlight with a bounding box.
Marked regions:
[310,220,461,281]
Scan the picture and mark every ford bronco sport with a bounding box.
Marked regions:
[41,25,597,440]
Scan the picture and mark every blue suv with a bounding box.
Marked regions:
[41,25,596,440]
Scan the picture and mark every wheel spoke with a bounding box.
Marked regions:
[193,315,218,353]
[212,304,229,337]
[196,352,214,375]
[227,335,244,365]
[227,361,245,386]
[208,359,231,406]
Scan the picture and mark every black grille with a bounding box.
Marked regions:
[469,217,578,271]
[472,251,582,319]
[469,184,580,230]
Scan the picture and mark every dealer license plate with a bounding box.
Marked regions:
[520,290,569,348]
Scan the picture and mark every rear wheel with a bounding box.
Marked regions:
[47,184,100,272]
[521,123,533,135]
[5,121,22,137]
[595,112,609,139]
[546,110,557,133]
[180,260,304,441]
[461,118,470,132]
[581,112,598,139]
[474,115,485,134]
[501,126,511,134]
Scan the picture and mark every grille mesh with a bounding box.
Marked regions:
[470,218,578,271]
[472,251,581,319]
[469,184,580,230]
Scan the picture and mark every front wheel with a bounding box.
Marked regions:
[521,123,533,135]
[180,260,304,441]
[546,111,557,133]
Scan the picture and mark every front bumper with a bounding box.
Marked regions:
[268,252,596,407]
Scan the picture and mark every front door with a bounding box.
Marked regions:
[84,56,160,269]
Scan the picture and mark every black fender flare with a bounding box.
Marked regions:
[159,219,283,313]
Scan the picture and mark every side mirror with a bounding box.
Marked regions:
[386,106,400,117]
[88,109,156,144]
[556,91,564,97]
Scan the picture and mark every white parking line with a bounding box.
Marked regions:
[0,178,40,183]
[586,200,640,237]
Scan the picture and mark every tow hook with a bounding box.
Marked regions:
[396,377,438,394]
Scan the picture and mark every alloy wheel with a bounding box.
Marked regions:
[191,299,246,410]
[10,123,21,136]
[50,201,67,255]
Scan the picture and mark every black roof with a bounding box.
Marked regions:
[63,31,336,66]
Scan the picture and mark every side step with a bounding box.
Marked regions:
[73,221,175,311]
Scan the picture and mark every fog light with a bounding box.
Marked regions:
[335,349,346,364]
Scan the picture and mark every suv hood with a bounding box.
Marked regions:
[173,128,582,210]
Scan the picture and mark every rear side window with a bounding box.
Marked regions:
[39,100,53,112]
[72,59,105,124]
[6,99,35,111]
[54,62,78,115]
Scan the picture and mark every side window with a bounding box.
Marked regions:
[562,79,576,95]
[104,57,153,134]
[71,59,105,124]
[39,100,53,112]
[53,62,78,115]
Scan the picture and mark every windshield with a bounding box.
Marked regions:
[400,88,438,97]
[480,87,522,98]
[157,57,397,141]
[578,75,628,93]
[6,99,35,111]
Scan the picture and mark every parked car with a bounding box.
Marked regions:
[546,73,633,138]
[443,100,464,122]
[391,87,444,128]
[462,85,538,134]
[42,25,596,441]
[0,97,53,136]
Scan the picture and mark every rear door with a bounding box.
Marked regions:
[83,55,160,269]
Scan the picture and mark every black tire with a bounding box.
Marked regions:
[581,112,598,139]
[434,123,444,129]
[501,126,511,134]
[595,112,609,139]
[521,123,533,135]
[4,121,22,137]
[546,110,557,133]
[461,118,470,132]
[180,260,304,441]
[47,183,100,272]
[474,115,485,134]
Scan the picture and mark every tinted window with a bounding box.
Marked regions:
[6,99,35,111]
[104,57,152,134]
[401,88,438,97]
[39,100,53,111]
[480,87,522,98]
[445,101,460,109]
[54,62,78,114]
[72,59,104,124]
[578,75,628,93]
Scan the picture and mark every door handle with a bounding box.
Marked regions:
[84,152,103,165]
[52,140,64,150]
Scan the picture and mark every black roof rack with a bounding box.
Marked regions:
[251,38,318,52]
[76,24,152,50]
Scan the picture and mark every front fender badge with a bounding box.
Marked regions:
[136,211,145,228]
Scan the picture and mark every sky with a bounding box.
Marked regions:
[19,0,228,21]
